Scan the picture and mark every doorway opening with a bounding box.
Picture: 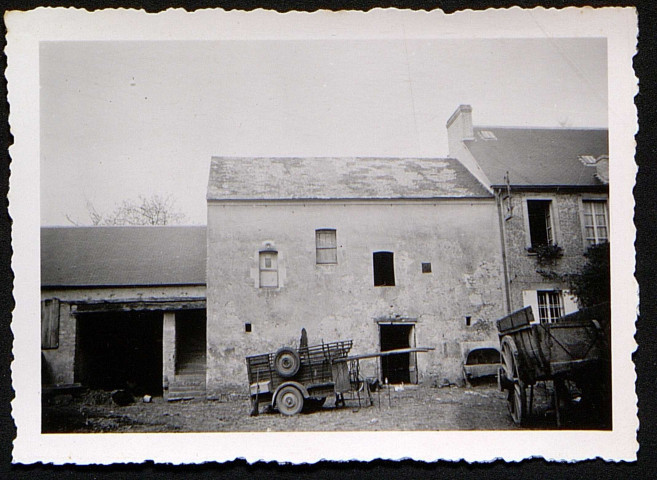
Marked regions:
[75,311,163,395]
[175,310,206,375]
[379,324,416,384]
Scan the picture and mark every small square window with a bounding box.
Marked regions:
[245,323,252,333]
[421,262,432,273]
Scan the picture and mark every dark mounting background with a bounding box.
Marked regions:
[0,0,654,479]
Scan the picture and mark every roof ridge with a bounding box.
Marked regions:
[474,125,608,132]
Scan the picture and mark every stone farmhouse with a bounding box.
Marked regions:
[40,105,609,399]
[205,156,506,394]
[446,105,609,323]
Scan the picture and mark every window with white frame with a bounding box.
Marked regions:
[582,200,609,247]
[537,290,564,323]
[527,199,554,249]
[259,250,278,288]
[316,229,337,264]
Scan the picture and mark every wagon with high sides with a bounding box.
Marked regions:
[246,339,433,416]
[496,302,611,426]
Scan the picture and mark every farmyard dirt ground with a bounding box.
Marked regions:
[43,379,608,434]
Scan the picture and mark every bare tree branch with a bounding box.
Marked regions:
[76,194,186,226]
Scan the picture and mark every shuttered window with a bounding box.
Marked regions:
[41,298,60,349]
[316,229,337,264]
[259,251,278,288]
[527,200,554,249]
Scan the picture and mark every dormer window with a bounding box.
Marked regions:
[578,155,598,166]
[478,130,497,140]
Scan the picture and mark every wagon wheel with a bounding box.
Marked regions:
[500,337,520,384]
[500,338,527,425]
[508,381,527,425]
[274,347,301,378]
[276,385,304,416]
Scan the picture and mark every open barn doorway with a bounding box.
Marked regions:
[75,311,163,396]
[379,324,416,384]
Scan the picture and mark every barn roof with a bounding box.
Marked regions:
[465,127,608,187]
[207,157,491,201]
[41,226,206,288]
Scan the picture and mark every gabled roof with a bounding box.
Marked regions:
[207,157,491,201]
[465,127,608,187]
[41,226,206,288]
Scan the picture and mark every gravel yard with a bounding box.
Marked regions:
[42,378,609,433]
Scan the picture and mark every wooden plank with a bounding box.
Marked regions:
[335,347,434,362]
[74,298,206,313]
[496,307,532,334]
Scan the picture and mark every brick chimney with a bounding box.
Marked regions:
[446,104,474,142]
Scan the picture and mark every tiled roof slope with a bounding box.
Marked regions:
[41,226,206,288]
[465,127,608,187]
[207,157,491,201]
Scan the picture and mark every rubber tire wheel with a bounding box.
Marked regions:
[277,386,304,416]
[274,347,301,378]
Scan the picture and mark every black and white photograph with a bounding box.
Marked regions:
[7,7,638,464]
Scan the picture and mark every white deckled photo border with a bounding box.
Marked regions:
[7,7,638,464]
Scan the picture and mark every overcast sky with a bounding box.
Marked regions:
[40,38,608,226]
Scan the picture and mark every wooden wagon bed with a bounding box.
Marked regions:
[496,303,610,426]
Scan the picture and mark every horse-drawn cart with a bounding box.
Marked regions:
[246,339,433,416]
[496,303,610,426]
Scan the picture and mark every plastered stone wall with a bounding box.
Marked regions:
[40,286,206,387]
[500,190,607,312]
[206,200,506,393]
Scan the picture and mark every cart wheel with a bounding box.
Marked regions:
[499,338,518,391]
[508,381,527,425]
[276,385,304,416]
[274,347,301,378]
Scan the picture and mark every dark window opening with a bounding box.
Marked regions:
[527,200,554,249]
[421,262,432,273]
[465,316,472,326]
[373,251,395,286]
[245,323,252,333]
